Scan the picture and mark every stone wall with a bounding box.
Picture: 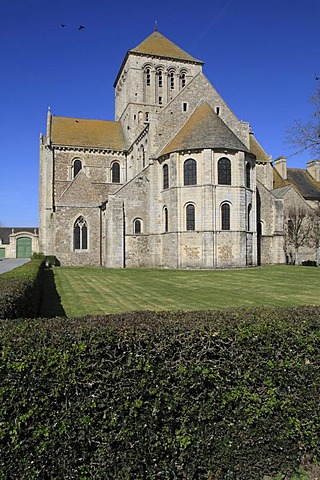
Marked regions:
[54,206,101,267]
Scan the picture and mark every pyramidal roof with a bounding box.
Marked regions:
[129,31,203,64]
[159,102,249,157]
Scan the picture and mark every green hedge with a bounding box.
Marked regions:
[1,306,319,479]
[0,259,45,319]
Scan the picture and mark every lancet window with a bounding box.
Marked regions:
[74,216,88,250]
[164,206,169,232]
[186,204,195,231]
[221,203,231,230]
[246,163,251,189]
[163,164,169,190]
[73,159,82,178]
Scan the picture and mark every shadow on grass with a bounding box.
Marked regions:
[39,269,66,318]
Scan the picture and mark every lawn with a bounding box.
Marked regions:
[40,265,320,318]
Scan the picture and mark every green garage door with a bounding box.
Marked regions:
[0,248,5,258]
[16,237,32,258]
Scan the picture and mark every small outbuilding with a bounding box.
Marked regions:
[0,227,39,259]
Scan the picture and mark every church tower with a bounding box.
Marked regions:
[113,31,204,143]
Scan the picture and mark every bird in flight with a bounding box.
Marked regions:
[79,25,85,30]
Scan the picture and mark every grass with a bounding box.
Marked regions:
[40,265,320,318]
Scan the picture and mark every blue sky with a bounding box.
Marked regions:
[0,0,319,227]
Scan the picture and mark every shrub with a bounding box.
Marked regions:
[301,260,317,267]
[44,255,59,267]
[1,306,319,479]
[0,258,45,319]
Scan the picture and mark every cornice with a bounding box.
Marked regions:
[52,145,126,156]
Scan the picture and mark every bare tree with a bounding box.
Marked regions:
[311,205,320,266]
[284,206,314,265]
[285,83,320,157]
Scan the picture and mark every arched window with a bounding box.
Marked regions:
[221,203,230,230]
[180,72,186,89]
[163,164,169,190]
[169,71,175,89]
[246,163,251,189]
[218,157,231,185]
[73,159,82,178]
[145,68,151,86]
[186,204,195,231]
[74,216,87,250]
[134,219,142,234]
[145,112,149,122]
[140,144,145,168]
[163,206,168,232]
[184,159,197,186]
[111,162,120,183]
[247,204,252,231]
[157,70,163,88]
[138,111,144,123]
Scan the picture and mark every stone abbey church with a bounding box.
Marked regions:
[39,31,320,268]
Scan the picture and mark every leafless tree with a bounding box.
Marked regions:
[285,83,320,157]
[284,206,314,265]
[311,204,320,266]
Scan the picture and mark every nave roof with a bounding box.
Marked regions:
[51,116,126,151]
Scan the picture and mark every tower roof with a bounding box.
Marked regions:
[114,31,203,87]
[158,102,249,157]
[130,31,203,64]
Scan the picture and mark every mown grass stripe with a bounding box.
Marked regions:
[39,265,320,318]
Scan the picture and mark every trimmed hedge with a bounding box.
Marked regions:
[0,259,45,319]
[1,306,319,479]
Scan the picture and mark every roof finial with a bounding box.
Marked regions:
[154,20,158,32]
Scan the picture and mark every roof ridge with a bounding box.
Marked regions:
[53,115,120,124]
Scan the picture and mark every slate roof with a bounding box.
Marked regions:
[273,167,320,201]
[51,116,126,151]
[158,102,249,157]
[287,169,320,201]
[271,186,292,198]
[130,31,203,64]
[0,227,38,245]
